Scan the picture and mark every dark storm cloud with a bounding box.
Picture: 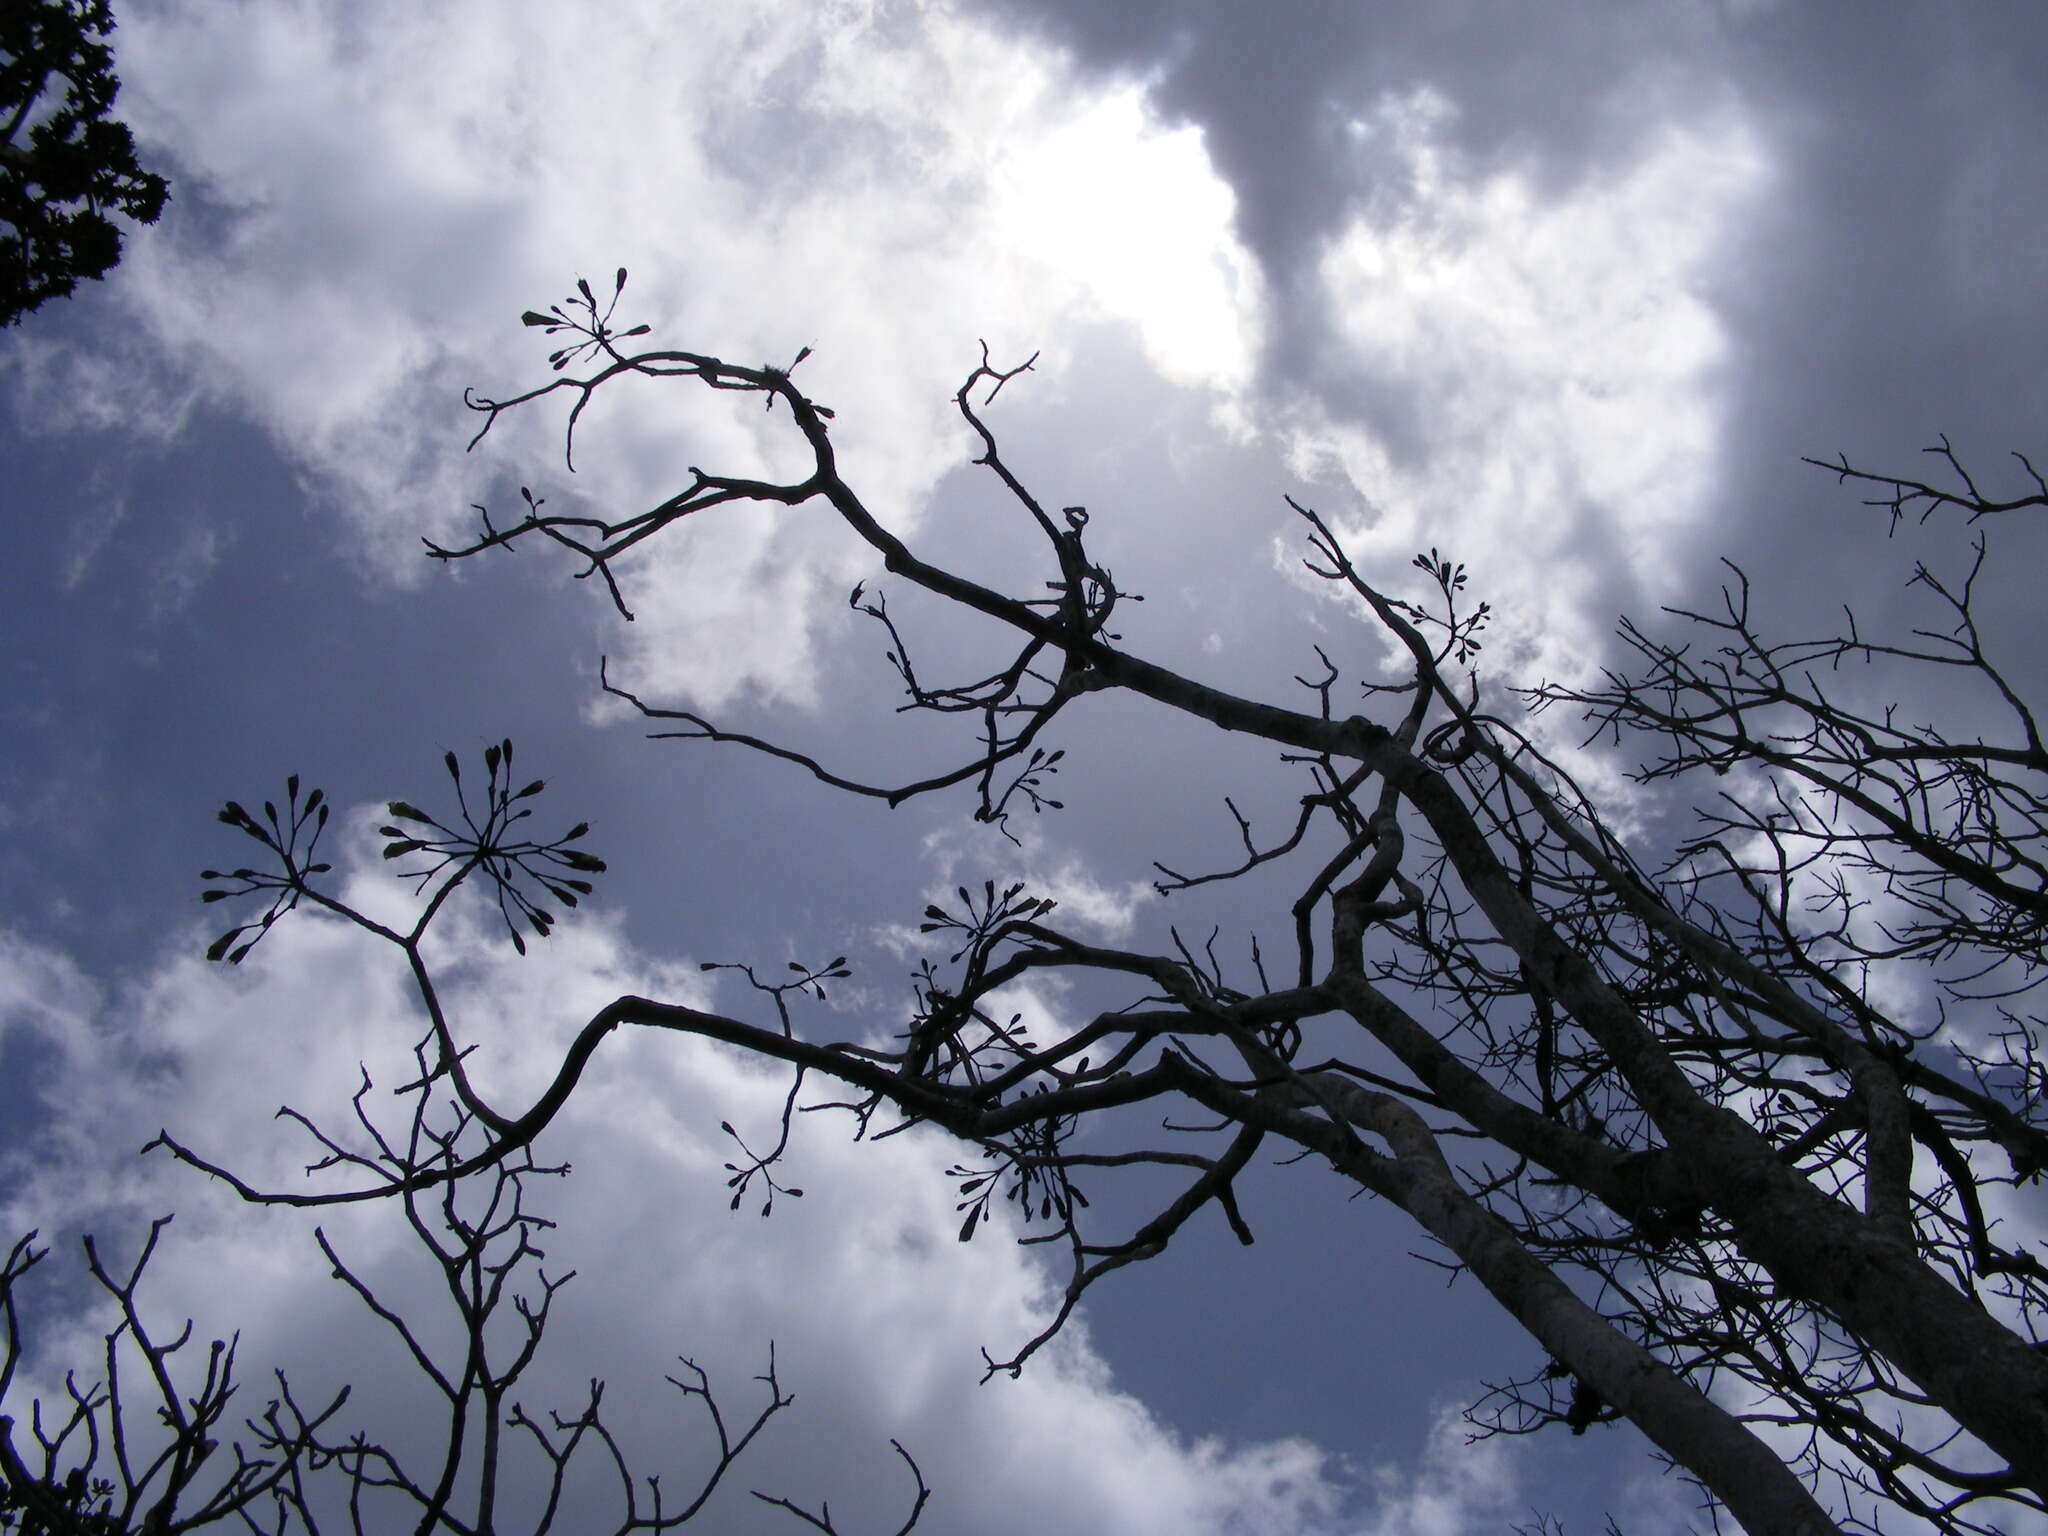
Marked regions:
[1698,8,2048,595]
[963,3,2048,483]
[962,3,1722,435]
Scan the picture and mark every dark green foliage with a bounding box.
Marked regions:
[1,0,168,327]
[0,1471,120,1534]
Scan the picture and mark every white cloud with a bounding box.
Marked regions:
[0,326,206,445]
[913,818,1156,945]
[989,82,1266,396]
[22,0,1264,713]
[59,476,128,591]
[147,518,227,618]
[1351,1407,1526,1536]
[1289,89,1770,686]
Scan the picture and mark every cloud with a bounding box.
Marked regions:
[913,818,1157,945]
[0,821,1355,1535]
[147,518,227,619]
[1282,92,1770,687]
[20,0,1265,714]
[59,477,129,591]
[987,80,1266,397]
[1351,1407,1526,1536]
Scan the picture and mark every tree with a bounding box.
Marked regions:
[1,0,168,328]
[165,274,2048,1535]
[1,1220,339,1535]
[4,800,927,1534]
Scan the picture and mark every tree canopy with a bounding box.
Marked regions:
[142,277,2048,1535]
[1,0,167,328]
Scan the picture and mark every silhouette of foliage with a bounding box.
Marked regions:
[1,0,168,328]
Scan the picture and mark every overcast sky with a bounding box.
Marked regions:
[5,3,2048,1532]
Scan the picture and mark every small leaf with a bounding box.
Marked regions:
[615,266,628,292]
[577,277,594,303]
[515,779,545,799]
[958,1208,980,1242]
[623,323,650,337]
[784,1187,803,1198]
[286,774,300,799]
[383,841,423,860]
[444,752,461,781]
[206,930,240,961]
[388,801,432,822]
[201,890,228,903]
[565,822,590,840]
[521,310,553,327]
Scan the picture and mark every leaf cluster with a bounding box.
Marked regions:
[379,738,605,955]
[519,268,649,372]
[0,0,169,326]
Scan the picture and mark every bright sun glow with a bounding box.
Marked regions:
[992,85,1264,397]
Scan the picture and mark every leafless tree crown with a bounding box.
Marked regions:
[117,274,2048,1534]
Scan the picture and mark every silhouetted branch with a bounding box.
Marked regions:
[173,290,2048,1534]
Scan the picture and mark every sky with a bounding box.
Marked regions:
[3,2,2047,1531]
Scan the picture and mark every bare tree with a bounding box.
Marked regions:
[8,767,926,1534]
[171,274,2048,1534]
[0,1219,342,1534]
